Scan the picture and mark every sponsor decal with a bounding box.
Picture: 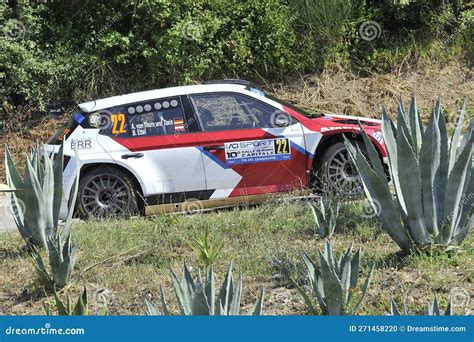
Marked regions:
[320,126,354,133]
[111,113,127,134]
[225,138,291,165]
[131,118,174,137]
[71,137,92,150]
[371,131,384,144]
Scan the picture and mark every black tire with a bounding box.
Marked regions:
[314,141,364,197]
[77,166,139,219]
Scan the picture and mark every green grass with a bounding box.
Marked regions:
[0,199,472,315]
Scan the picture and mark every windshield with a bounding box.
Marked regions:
[246,87,323,118]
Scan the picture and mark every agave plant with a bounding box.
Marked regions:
[2,144,79,248]
[309,196,341,239]
[45,287,88,316]
[145,261,265,315]
[2,143,81,289]
[345,96,473,253]
[390,293,453,316]
[296,241,375,315]
[32,232,78,289]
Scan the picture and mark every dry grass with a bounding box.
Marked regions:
[268,60,474,125]
[0,200,472,316]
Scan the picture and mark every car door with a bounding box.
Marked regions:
[188,92,308,200]
[94,96,207,203]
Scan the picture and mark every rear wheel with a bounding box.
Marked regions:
[315,141,364,197]
[77,166,139,219]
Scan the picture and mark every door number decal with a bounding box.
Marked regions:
[225,138,291,165]
[111,113,127,134]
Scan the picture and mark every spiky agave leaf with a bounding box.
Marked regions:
[145,261,264,316]
[427,293,454,316]
[48,232,78,289]
[344,135,412,251]
[144,285,171,316]
[308,197,340,239]
[297,241,374,315]
[390,293,453,316]
[346,96,473,252]
[31,245,53,289]
[2,143,77,249]
[390,297,409,315]
[31,231,78,290]
[47,287,88,316]
[248,288,265,315]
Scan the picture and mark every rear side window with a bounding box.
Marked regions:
[93,97,187,138]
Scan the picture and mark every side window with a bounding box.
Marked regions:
[93,97,187,137]
[189,93,289,132]
[127,98,186,137]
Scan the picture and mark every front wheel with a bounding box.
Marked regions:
[77,166,139,219]
[314,141,364,197]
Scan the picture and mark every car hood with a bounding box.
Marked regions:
[301,113,381,132]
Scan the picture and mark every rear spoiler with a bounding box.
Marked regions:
[46,101,77,119]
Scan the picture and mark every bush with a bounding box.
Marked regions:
[0,0,301,111]
[0,0,471,132]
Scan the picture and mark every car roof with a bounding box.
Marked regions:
[78,83,247,113]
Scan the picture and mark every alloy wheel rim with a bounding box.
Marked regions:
[81,174,131,217]
[327,148,363,196]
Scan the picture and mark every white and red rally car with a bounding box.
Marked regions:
[46,80,387,219]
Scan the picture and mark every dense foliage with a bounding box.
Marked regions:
[0,0,472,131]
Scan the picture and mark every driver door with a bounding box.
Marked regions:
[189,92,308,199]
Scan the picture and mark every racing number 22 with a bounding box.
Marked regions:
[111,113,127,134]
[275,138,290,154]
